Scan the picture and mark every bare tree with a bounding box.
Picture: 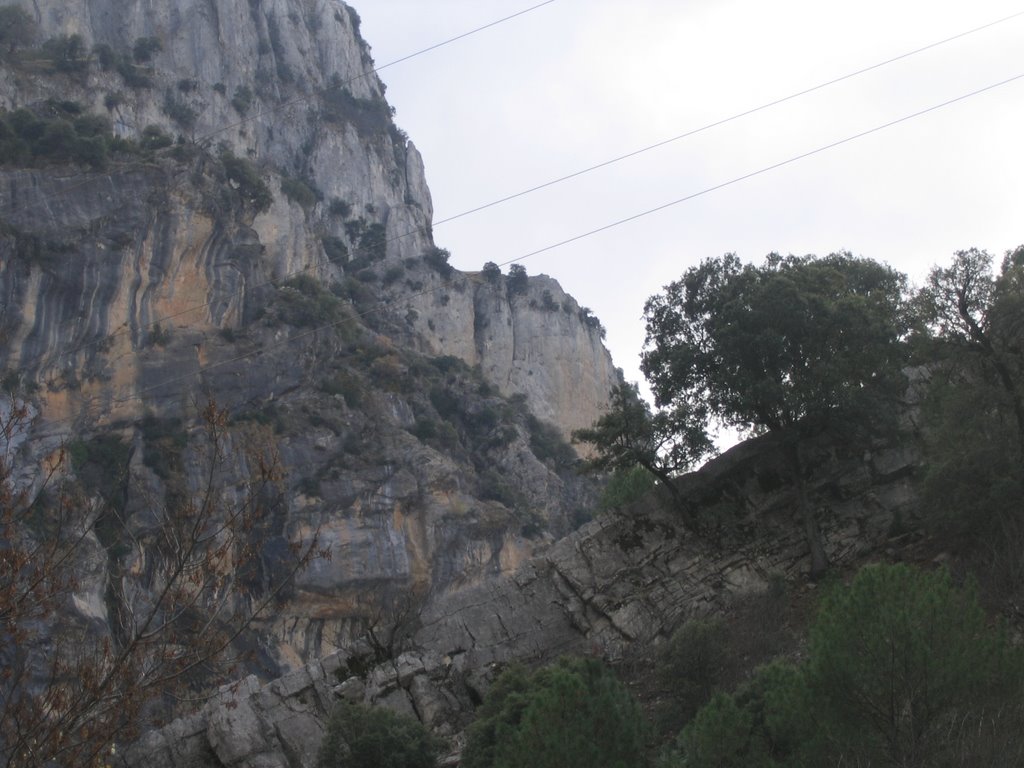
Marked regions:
[0,399,323,767]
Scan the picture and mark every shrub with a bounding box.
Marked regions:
[220,150,272,212]
[92,43,115,70]
[507,263,528,295]
[462,657,646,768]
[322,235,348,263]
[230,84,254,115]
[140,124,173,150]
[329,198,351,218]
[42,34,87,72]
[132,36,162,63]
[280,176,320,209]
[423,247,454,279]
[598,466,656,512]
[317,701,440,768]
[482,261,501,283]
[163,90,197,130]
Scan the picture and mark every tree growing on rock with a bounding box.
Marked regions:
[640,252,909,576]
[572,382,712,528]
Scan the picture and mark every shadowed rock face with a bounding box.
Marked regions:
[120,426,921,768]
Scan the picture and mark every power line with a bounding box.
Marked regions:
[0,0,559,217]
[13,6,1021,369]
[39,67,1024,430]
[429,7,1024,228]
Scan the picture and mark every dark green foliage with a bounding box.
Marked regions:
[597,466,656,512]
[176,78,197,92]
[482,261,501,283]
[140,124,173,150]
[525,414,576,467]
[574,383,711,523]
[116,53,152,88]
[423,247,454,279]
[0,107,115,169]
[670,564,1024,768]
[92,43,115,70]
[321,235,348,263]
[578,306,606,337]
[321,87,393,135]
[280,176,320,209]
[220,150,273,212]
[163,90,197,130]
[273,274,347,329]
[641,252,909,572]
[0,5,35,54]
[462,657,646,768]
[230,85,254,114]
[212,81,227,95]
[132,36,162,63]
[914,247,1024,592]
[317,701,440,768]
[507,263,528,295]
[477,468,524,509]
[356,223,387,263]
[41,34,87,72]
[329,198,352,218]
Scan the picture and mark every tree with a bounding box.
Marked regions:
[572,382,711,527]
[669,564,1024,768]
[806,564,1022,766]
[0,5,34,55]
[641,253,909,576]
[915,246,1024,457]
[461,657,646,768]
[0,400,320,767]
[913,246,1024,594]
[506,264,528,296]
[317,701,441,768]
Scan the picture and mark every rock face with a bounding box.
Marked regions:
[0,0,618,673]
[121,426,922,768]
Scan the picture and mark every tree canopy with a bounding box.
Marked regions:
[461,657,646,768]
[641,252,909,440]
[666,564,1024,768]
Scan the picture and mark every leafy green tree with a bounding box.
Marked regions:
[914,246,1024,591]
[317,701,441,768]
[806,564,1022,766]
[573,382,711,526]
[507,263,528,296]
[462,657,646,768]
[670,564,1024,768]
[916,246,1024,456]
[641,253,909,575]
[664,661,814,768]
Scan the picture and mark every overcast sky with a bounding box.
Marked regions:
[356,0,1024,392]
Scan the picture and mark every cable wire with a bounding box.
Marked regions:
[10,6,1020,369]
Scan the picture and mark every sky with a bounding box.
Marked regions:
[355,0,1024,392]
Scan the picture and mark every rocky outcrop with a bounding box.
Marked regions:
[0,0,619,673]
[121,427,922,768]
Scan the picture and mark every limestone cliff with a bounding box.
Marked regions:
[0,0,618,674]
[120,424,923,768]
